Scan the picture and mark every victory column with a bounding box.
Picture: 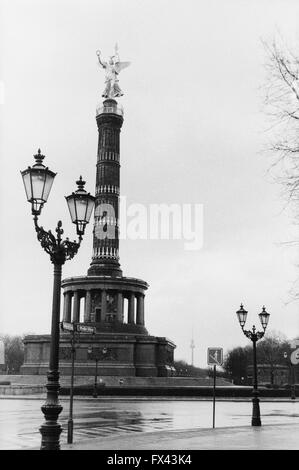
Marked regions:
[22,46,176,377]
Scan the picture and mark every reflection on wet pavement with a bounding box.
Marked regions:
[0,399,298,449]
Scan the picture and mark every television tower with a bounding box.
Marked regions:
[190,335,195,366]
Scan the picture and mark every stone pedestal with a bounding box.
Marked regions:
[21,333,176,377]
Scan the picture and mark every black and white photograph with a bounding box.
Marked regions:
[0,0,299,457]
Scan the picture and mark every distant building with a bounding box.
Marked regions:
[247,364,290,386]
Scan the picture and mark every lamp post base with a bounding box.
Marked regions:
[251,396,261,426]
[40,404,63,450]
[67,419,73,444]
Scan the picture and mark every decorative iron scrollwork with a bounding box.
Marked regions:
[34,217,81,265]
[243,326,265,342]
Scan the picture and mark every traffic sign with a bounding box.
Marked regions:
[76,324,96,334]
[60,322,96,334]
[207,348,223,366]
[207,347,223,429]
[61,322,74,332]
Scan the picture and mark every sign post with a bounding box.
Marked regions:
[0,341,4,373]
[212,364,216,428]
[60,322,95,444]
[207,347,223,428]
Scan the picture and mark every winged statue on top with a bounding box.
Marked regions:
[96,44,131,99]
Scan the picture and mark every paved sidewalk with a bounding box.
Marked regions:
[62,423,299,450]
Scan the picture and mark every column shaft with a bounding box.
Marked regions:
[63,291,72,322]
[136,295,145,325]
[73,291,80,323]
[101,290,107,322]
[84,290,92,322]
[117,292,123,322]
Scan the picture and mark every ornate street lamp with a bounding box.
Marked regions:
[65,176,95,237]
[258,306,270,331]
[21,150,95,450]
[236,304,270,426]
[236,304,248,329]
[21,149,56,215]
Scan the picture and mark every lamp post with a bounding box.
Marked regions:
[236,304,270,426]
[283,352,296,400]
[68,325,76,445]
[21,150,95,450]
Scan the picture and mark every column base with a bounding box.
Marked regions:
[87,261,123,277]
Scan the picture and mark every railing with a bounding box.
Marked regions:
[96,104,124,116]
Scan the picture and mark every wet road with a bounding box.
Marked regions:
[0,397,298,449]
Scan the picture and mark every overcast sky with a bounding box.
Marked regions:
[1,0,299,367]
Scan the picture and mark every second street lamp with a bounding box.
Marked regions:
[21,150,95,451]
[87,346,99,398]
[236,304,270,426]
[88,346,107,397]
[65,175,95,237]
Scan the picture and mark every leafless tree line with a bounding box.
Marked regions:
[263,36,299,299]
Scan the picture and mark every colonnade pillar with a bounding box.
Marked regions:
[117,292,123,322]
[62,288,146,326]
[136,295,145,325]
[63,291,72,322]
[73,291,80,323]
[128,293,135,324]
[101,290,107,322]
[122,296,125,323]
[84,290,92,322]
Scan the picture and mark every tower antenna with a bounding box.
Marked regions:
[190,327,195,367]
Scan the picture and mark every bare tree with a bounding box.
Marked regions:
[223,331,291,386]
[0,335,25,373]
[263,38,299,165]
[223,345,252,385]
[263,37,299,298]
[257,330,289,386]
